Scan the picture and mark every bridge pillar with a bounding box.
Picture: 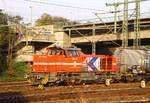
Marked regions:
[92,24,96,55]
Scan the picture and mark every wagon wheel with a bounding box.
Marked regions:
[135,75,142,82]
[96,78,105,84]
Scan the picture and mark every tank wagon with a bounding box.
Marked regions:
[114,48,150,81]
[114,49,150,72]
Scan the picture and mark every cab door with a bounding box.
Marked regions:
[47,49,65,72]
[64,50,83,72]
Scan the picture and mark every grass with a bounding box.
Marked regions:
[0,62,28,82]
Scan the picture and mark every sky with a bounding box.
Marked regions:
[0,0,150,24]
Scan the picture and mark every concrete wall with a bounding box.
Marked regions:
[53,31,71,47]
[31,25,54,35]
[15,45,34,62]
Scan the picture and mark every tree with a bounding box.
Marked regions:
[10,15,23,24]
[35,13,78,27]
[0,10,9,73]
[0,10,23,74]
[53,16,72,28]
[35,13,53,26]
[7,15,24,75]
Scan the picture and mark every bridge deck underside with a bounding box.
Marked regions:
[74,38,150,55]
[63,18,150,47]
[63,18,150,54]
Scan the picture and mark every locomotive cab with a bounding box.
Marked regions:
[46,47,82,57]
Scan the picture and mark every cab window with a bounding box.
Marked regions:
[68,50,79,57]
[48,49,64,55]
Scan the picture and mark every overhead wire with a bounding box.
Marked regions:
[2,1,150,27]
[24,0,141,17]
[1,0,150,48]
[94,13,121,46]
[24,0,107,12]
[3,0,149,24]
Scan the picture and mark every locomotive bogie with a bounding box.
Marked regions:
[27,72,122,86]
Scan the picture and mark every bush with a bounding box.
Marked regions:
[0,62,27,81]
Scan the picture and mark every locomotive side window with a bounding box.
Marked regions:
[68,50,79,57]
[48,49,63,55]
[35,51,46,54]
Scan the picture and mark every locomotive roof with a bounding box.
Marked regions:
[63,48,81,51]
[47,46,81,51]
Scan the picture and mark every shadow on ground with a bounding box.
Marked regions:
[0,92,28,103]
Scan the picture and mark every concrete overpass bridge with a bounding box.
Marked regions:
[14,34,53,62]
[63,18,150,54]
[13,25,54,62]
[12,18,150,61]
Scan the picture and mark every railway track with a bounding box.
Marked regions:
[0,82,147,94]
[0,81,31,92]
[0,81,150,102]
[0,87,150,103]
[0,81,28,86]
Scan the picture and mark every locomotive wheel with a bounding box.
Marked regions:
[66,79,75,86]
[74,79,81,85]
[126,75,134,82]
[121,76,128,83]
[48,82,55,86]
